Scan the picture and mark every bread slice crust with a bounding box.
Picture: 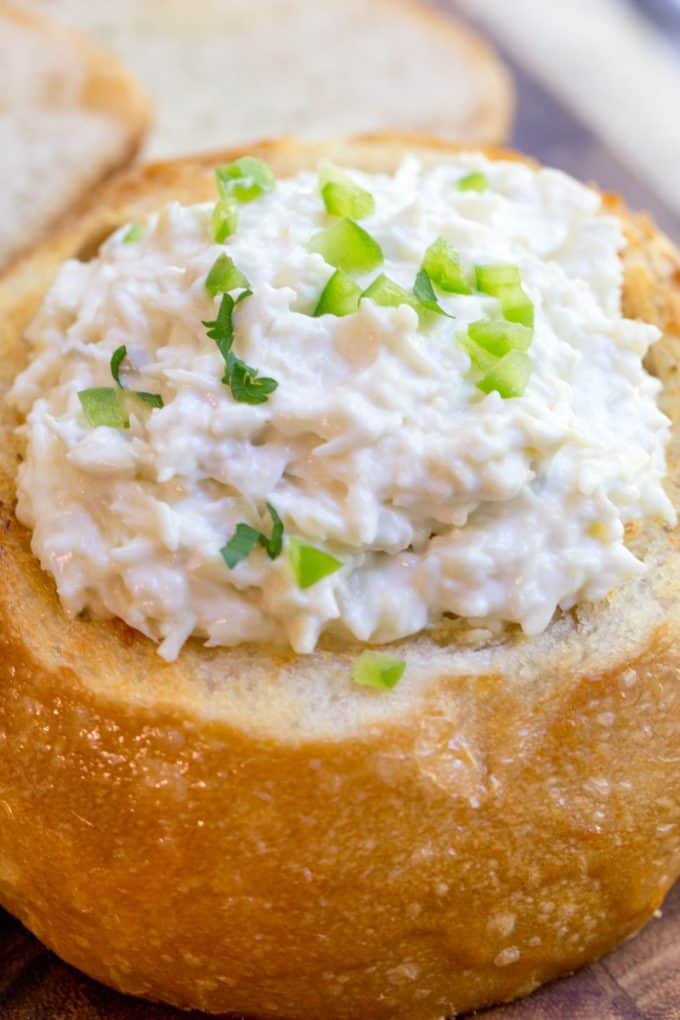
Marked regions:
[14,0,512,158]
[0,1,151,271]
[0,136,678,1019]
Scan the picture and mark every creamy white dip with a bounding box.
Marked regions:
[10,155,676,659]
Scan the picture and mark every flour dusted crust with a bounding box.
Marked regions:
[0,136,678,1020]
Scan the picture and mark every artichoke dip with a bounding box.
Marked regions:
[10,155,676,662]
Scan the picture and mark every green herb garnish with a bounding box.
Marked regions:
[203,294,278,405]
[109,344,164,409]
[77,387,129,429]
[361,273,418,314]
[309,219,383,274]
[497,285,535,328]
[475,263,521,295]
[460,318,534,398]
[467,319,533,357]
[314,268,362,317]
[205,253,250,297]
[422,238,471,294]
[210,156,274,241]
[221,523,260,568]
[352,651,406,690]
[110,345,127,387]
[289,538,343,589]
[477,349,532,399]
[319,163,375,219]
[203,293,236,361]
[457,171,489,193]
[212,199,238,243]
[215,156,275,203]
[412,268,453,318]
[221,502,283,569]
[458,333,498,374]
[475,264,535,329]
[228,359,278,404]
[134,391,165,409]
[122,223,145,244]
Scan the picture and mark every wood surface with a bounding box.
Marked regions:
[0,882,678,1018]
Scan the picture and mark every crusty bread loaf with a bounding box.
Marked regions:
[0,136,678,1020]
[0,2,150,270]
[16,0,512,157]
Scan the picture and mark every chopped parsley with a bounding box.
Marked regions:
[221,502,284,568]
[110,345,127,387]
[203,294,277,405]
[109,345,164,409]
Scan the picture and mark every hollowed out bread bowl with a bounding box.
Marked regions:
[0,136,678,1019]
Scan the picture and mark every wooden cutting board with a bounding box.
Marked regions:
[1,882,678,1018]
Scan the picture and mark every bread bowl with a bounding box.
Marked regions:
[0,2,151,271]
[0,135,678,1019]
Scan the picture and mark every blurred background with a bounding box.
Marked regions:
[455,0,680,237]
[5,0,680,243]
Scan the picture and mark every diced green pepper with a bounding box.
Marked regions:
[475,263,521,295]
[457,171,489,193]
[422,238,471,294]
[314,268,362,317]
[467,319,533,357]
[478,349,532,399]
[352,652,406,690]
[78,387,129,429]
[309,219,383,274]
[497,285,535,328]
[319,163,375,219]
[289,538,343,589]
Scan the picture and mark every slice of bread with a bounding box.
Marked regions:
[16,0,513,157]
[0,136,677,1020]
[0,3,150,271]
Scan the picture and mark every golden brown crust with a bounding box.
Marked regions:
[0,1,151,272]
[0,2,149,126]
[0,136,678,1020]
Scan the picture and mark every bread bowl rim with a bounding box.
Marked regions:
[0,133,678,1020]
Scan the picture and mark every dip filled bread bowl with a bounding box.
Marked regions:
[0,136,678,1019]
